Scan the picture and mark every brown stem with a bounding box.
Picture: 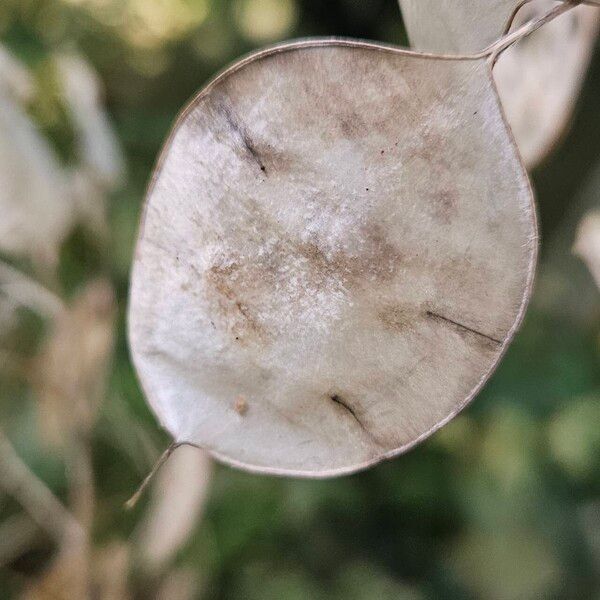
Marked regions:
[63,434,95,598]
[66,435,95,535]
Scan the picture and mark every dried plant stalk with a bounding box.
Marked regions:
[0,430,83,542]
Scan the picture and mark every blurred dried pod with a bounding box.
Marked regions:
[574,210,600,288]
[32,278,116,449]
[0,46,74,266]
[494,1,599,168]
[55,53,124,190]
[55,53,126,241]
[135,445,212,571]
[129,40,536,476]
[398,0,600,168]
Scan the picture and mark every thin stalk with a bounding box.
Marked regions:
[125,441,184,509]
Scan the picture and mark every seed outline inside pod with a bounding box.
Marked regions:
[128,38,538,478]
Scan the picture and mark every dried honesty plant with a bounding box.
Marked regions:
[129,38,537,477]
[398,0,600,168]
[56,53,124,190]
[128,2,599,479]
[0,46,125,267]
[56,53,125,239]
[0,46,73,266]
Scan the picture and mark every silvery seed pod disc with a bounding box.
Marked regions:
[129,39,537,478]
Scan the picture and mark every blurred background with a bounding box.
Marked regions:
[0,0,599,598]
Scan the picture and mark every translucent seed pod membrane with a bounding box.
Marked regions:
[128,40,537,478]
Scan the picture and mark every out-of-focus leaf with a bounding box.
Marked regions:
[135,445,212,570]
[231,562,324,600]
[333,563,422,600]
[431,414,477,454]
[98,394,160,475]
[61,0,209,50]
[32,279,116,449]
[478,405,538,492]
[448,529,561,600]
[129,40,536,477]
[579,502,600,571]
[233,0,298,43]
[546,397,600,477]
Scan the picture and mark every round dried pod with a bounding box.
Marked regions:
[398,0,600,168]
[129,40,537,478]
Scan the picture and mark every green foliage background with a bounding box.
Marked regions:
[1,0,600,598]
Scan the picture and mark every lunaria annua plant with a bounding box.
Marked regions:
[128,1,598,480]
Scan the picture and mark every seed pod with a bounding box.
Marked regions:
[129,40,536,477]
[398,0,600,168]
[493,1,599,168]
